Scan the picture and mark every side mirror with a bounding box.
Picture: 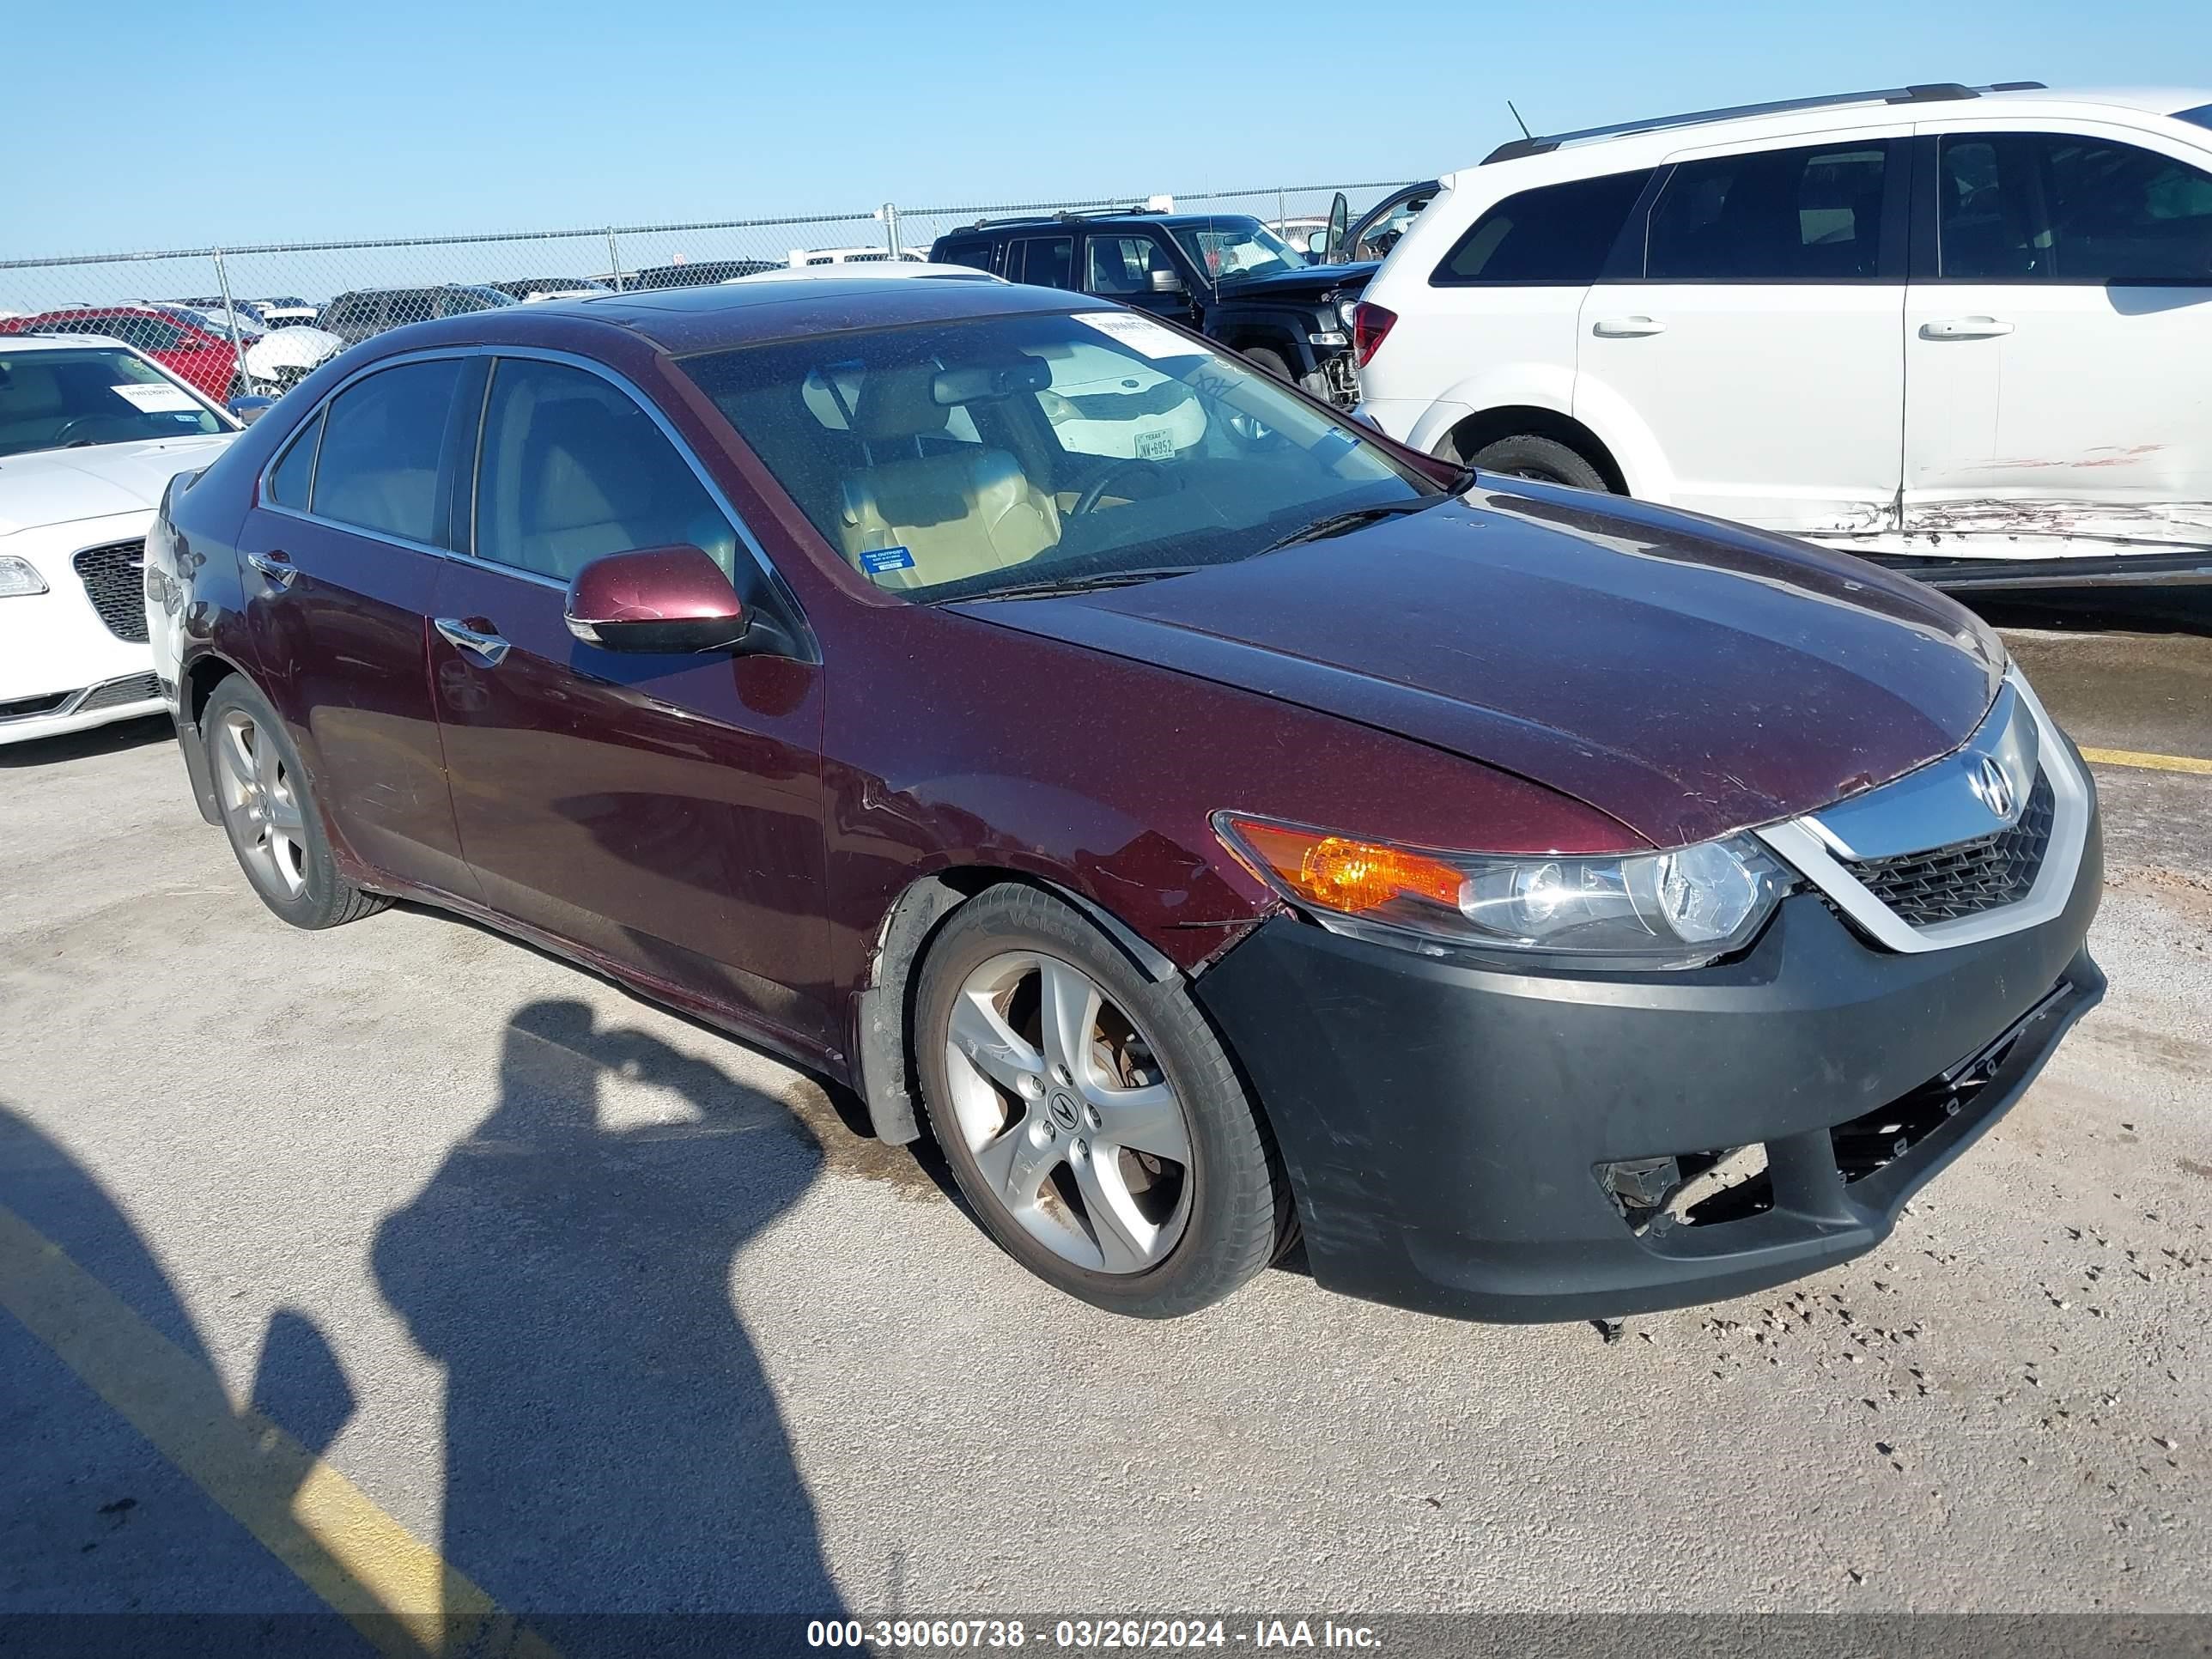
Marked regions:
[1147,267,1187,295]
[564,544,749,653]
[228,395,276,424]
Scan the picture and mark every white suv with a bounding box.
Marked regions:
[1354,82,2212,578]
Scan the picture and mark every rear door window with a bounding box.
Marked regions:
[472,357,737,582]
[1006,235,1076,289]
[1431,169,1654,283]
[266,409,323,508]
[1644,142,1893,280]
[307,357,463,544]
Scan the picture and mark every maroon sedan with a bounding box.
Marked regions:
[146,280,2103,1322]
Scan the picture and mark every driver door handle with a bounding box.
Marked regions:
[246,549,295,588]
[434,617,511,667]
[1591,316,1667,338]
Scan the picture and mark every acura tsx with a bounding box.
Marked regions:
[145,278,2103,1322]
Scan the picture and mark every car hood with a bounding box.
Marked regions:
[0,434,236,537]
[1216,259,1381,301]
[244,325,343,374]
[956,487,2005,847]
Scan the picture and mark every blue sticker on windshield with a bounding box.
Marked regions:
[861,546,916,574]
[1310,430,1358,466]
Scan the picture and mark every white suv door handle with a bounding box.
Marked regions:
[1591,316,1667,338]
[434,617,511,667]
[1921,316,2014,340]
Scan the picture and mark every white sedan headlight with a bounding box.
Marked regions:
[0,555,49,598]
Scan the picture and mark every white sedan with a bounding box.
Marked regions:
[0,335,240,744]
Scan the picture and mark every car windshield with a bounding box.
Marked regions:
[683,307,1437,604]
[0,346,228,458]
[2175,101,2212,131]
[1166,220,1309,284]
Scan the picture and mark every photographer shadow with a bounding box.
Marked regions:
[373,999,844,1638]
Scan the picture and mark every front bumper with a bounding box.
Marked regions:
[1194,812,2103,1323]
[0,524,161,745]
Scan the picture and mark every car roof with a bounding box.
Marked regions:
[946,210,1261,236]
[1455,82,2212,178]
[0,332,147,352]
[439,276,1116,355]
[726,262,1007,284]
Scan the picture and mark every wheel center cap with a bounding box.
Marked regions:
[1047,1091,1081,1132]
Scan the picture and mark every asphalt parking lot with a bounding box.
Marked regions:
[3,596,2209,1648]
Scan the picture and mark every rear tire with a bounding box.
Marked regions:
[1467,434,1611,492]
[915,884,1287,1318]
[204,678,389,930]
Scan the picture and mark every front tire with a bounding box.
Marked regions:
[204,678,389,930]
[1466,434,1611,492]
[1242,344,1329,399]
[915,885,1286,1318]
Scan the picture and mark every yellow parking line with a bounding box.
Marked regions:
[0,1203,556,1659]
[2079,746,2212,776]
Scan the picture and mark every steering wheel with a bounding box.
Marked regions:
[52,416,111,447]
[1073,458,1170,518]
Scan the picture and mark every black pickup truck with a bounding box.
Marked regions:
[931,199,1424,406]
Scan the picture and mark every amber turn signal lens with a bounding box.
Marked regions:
[1223,818,1465,915]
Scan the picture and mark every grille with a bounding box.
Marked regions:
[71,539,149,643]
[75,672,162,713]
[1842,772,2055,926]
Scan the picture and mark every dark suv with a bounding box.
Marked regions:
[932,209,1380,404]
[315,285,517,345]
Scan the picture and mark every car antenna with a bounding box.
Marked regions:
[1506,100,1534,141]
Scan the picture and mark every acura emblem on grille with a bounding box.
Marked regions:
[1970,756,2017,819]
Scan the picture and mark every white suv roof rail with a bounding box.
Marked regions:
[1480,81,2047,165]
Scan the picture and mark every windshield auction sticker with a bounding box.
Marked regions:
[1073,312,1200,362]
[110,382,200,413]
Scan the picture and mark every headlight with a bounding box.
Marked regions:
[1213,812,1790,968]
[1336,299,1360,330]
[0,555,49,598]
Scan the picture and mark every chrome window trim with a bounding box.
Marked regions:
[1756,668,2089,954]
[251,343,815,641]
[255,348,475,558]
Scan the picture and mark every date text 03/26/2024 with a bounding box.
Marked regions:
[806,1618,1383,1650]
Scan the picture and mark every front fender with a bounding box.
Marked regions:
[1206,304,1328,376]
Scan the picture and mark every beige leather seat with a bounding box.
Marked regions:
[836,366,1059,589]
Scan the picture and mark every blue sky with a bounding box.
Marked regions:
[9,0,2211,258]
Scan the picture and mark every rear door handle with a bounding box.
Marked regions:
[1921,316,2014,340]
[434,617,511,667]
[246,549,295,588]
[1591,316,1667,338]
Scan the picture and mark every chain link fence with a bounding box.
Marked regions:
[0,183,1411,403]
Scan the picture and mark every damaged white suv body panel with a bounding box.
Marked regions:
[1356,84,2212,576]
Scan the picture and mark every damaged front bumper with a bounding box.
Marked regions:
[1194,814,2104,1323]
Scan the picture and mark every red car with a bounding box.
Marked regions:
[148,281,2102,1324]
[3,304,245,402]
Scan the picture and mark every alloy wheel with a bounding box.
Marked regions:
[214,708,307,900]
[943,951,1195,1274]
